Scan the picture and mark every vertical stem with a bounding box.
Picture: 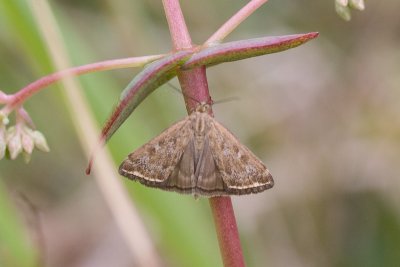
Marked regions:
[162,1,245,266]
[206,0,269,44]
[162,0,192,49]
[162,0,211,108]
[210,197,245,267]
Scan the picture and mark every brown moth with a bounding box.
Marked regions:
[119,103,274,197]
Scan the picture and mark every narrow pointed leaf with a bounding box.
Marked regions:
[182,32,319,70]
[103,50,192,143]
[86,51,192,174]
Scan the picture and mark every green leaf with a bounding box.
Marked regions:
[101,50,192,144]
[183,32,319,70]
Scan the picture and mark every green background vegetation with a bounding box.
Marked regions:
[1,1,400,266]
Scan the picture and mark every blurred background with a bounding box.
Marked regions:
[1,0,400,266]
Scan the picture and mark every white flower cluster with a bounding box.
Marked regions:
[0,111,49,162]
[335,0,365,21]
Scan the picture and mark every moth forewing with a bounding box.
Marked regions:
[119,118,192,183]
[207,117,274,194]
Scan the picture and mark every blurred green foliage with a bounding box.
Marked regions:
[1,0,400,267]
[0,178,37,267]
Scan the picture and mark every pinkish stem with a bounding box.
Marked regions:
[0,91,9,103]
[210,197,245,267]
[162,1,246,266]
[17,107,35,128]
[162,0,192,49]
[3,55,164,113]
[206,0,269,44]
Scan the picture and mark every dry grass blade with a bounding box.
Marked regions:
[29,1,161,266]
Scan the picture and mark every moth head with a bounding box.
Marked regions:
[195,102,211,113]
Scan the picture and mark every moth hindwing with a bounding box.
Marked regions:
[119,104,274,197]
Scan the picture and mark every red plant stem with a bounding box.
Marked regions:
[162,0,192,49]
[162,1,245,266]
[3,55,163,113]
[206,0,269,44]
[210,197,245,267]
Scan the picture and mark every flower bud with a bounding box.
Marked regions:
[336,0,348,6]
[21,130,34,154]
[349,0,365,10]
[0,112,9,126]
[0,127,5,160]
[31,130,50,152]
[7,128,22,160]
[22,151,32,163]
[335,1,351,21]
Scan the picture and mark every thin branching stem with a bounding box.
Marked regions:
[0,90,10,103]
[162,0,192,49]
[206,0,269,44]
[3,55,164,113]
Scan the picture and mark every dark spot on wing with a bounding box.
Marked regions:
[148,146,156,155]
[225,165,232,175]
[240,154,249,163]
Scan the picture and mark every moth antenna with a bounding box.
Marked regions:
[167,82,203,104]
[167,82,237,107]
[213,96,239,105]
[167,82,184,95]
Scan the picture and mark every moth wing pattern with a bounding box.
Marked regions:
[165,136,226,195]
[193,137,226,194]
[162,115,225,195]
[208,118,274,194]
[164,138,196,192]
[119,118,192,185]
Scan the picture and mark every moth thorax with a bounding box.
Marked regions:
[193,113,207,136]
